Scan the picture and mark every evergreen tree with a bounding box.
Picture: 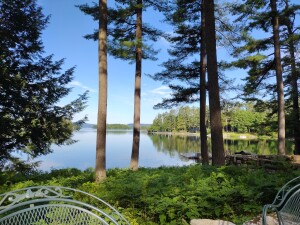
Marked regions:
[205,0,225,165]
[131,0,143,171]
[281,0,300,154]
[230,0,300,155]
[200,0,209,164]
[150,0,202,107]
[78,0,161,171]
[0,0,87,171]
[151,0,207,163]
[270,0,285,155]
[95,0,108,182]
[150,0,235,165]
[109,0,161,170]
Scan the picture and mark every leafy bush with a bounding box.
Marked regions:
[1,165,299,225]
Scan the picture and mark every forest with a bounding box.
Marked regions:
[148,103,277,137]
[0,0,300,224]
[99,124,131,130]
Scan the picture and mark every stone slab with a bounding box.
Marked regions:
[190,219,235,225]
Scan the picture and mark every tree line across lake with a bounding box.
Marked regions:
[90,124,150,130]
[148,102,290,138]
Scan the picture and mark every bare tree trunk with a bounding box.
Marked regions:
[130,0,142,171]
[284,0,300,154]
[288,33,300,155]
[95,0,108,182]
[204,0,225,166]
[200,0,209,165]
[270,0,286,155]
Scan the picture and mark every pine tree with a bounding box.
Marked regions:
[131,0,143,171]
[205,0,225,165]
[150,0,202,108]
[78,0,161,171]
[270,0,285,155]
[281,0,300,154]
[200,0,209,164]
[150,0,235,165]
[0,0,87,171]
[95,0,108,182]
[151,0,209,163]
[230,0,300,155]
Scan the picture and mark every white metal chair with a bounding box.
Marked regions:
[262,176,300,225]
[0,186,130,225]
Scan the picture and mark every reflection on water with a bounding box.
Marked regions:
[223,138,293,155]
[151,134,293,155]
[149,134,201,155]
[36,129,294,171]
[36,129,194,171]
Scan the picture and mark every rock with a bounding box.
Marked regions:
[190,219,235,225]
[291,155,300,163]
[242,215,279,225]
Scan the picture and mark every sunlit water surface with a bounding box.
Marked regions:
[35,129,293,171]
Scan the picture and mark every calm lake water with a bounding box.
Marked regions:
[36,129,294,171]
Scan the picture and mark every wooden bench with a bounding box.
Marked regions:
[0,186,130,225]
[262,176,300,225]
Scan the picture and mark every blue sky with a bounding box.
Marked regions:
[37,0,281,124]
[38,0,177,124]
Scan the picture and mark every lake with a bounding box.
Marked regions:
[36,129,294,171]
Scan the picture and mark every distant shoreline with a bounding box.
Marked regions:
[148,131,258,139]
[148,131,200,136]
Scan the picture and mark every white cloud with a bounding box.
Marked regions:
[140,85,172,109]
[150,85,171,96]
[69,81,97,93]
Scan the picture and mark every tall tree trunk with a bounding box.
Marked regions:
[95,0,108,182]
[270,0,286,155]
[200,0,209,165]
[284,0,300,154]
[204,0,225,166]
[130,0,142,171]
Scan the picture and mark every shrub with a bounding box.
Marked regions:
[1,165,299,225]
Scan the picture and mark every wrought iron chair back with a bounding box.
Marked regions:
[0,186,130,225]
[262,176,300,225]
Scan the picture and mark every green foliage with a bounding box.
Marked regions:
[150,0,236,109]
[229,0,300,144]
[0,168,94,192]
[149,102,276,135]
[230,110,265,133]
[1,165,300,225]
[106,124,131,130]
[0,0,87,171]
[149,0,202,108]
[149,106,202,132]
[77,0,161,62]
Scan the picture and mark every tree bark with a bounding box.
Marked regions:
[284,0,300,154]
[95,0,108,182]
[130,0,142,171]
[204,0,225,166]
[200,0,209,165]
[270,0,286,155]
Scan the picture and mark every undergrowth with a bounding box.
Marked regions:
[1,165,299,225]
